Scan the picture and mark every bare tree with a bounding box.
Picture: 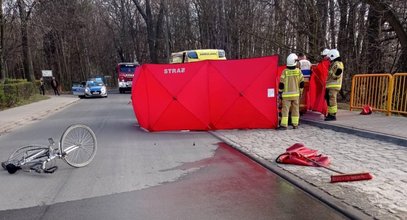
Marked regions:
[365,4,383,73]
[17,0,36,82]
[328,0,336,49]
[166,0,197,53]
[363,0,407,72]
[132,0,165,63]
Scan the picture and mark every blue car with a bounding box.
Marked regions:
[72,80,108,98]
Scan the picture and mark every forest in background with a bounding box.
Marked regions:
[0,0,406,100]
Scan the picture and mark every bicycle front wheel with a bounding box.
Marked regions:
[60,124,97,168]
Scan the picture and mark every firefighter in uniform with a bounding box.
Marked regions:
[325,49,344,121]
[278,53,305,130]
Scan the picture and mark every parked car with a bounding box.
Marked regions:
[71,80,108,98]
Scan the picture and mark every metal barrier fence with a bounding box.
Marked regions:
[391,73,407,115]
[350,73,407,116]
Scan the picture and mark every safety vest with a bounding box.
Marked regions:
[280,68,304,100]
[326,61,344,90]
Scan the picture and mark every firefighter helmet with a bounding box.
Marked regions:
[321,49,330,56]
[328,49,340,61]
[286,53,298,67]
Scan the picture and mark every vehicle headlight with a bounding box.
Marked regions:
[101,86,106,93]
[85,87,90,93]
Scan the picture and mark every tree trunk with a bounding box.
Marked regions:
[337,0,348,52]
[337,0,349,100]
[229,1,240,59]
[366,7,382,73]
[355,3,368,74]
[163,0,170,63]
[316,0,328,51]
[132,0,165,63]
[329,0,336,48]
[0,0,5,81]
[17,0,35,82]
[154,1,165,63]
[297,0,307,52]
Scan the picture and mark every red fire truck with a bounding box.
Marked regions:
[117,62,139,94]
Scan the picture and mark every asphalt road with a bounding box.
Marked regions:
[0,93,347,219]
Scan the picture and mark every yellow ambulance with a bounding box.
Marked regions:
[170,49,226,63]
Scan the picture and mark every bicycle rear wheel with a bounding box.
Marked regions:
[4,145,48,168]
[60,124,97,168]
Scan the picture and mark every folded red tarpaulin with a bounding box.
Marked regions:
[276,143,373,183]
[275,143,330,166]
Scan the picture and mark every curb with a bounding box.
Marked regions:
[301,118,407,147]
[209,131,374,220]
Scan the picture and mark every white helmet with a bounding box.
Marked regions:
[286,53,298,67]
[321,49,330,56]
[328,49,340,61]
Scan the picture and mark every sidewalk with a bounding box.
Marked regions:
[0,95,79,136]
[1,98,406,219]
[301,110,407,146]
[212,110,407,220]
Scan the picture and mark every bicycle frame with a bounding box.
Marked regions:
[18,138,61,173]
[62,145,80,155]
[19,148,49,171]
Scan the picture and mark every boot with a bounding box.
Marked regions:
[276,126,288,130]
[324,114,336,121]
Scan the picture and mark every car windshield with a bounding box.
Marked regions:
[120,66,136,73]
[87,81,104,87]
[89,77,104,82]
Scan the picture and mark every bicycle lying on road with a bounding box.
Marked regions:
[1,124,97,174]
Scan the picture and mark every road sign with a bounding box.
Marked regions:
[42,70,53,77]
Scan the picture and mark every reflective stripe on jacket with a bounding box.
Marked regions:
[326,61,344,90]
[279,69,304,100]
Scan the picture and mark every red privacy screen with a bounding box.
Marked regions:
[131,55,279,131]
